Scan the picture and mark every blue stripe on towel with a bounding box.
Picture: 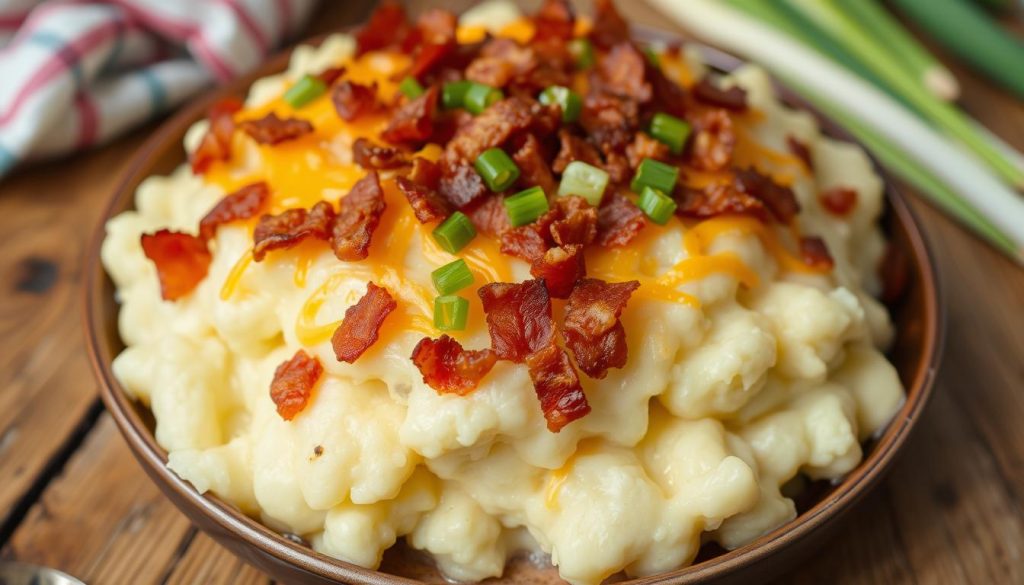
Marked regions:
[28,31,85,89]
[137,68,167,119]
[0,144,17,176]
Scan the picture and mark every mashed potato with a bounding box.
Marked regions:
[101,3,904,583]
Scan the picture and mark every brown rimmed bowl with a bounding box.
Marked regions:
[84,26,943,585]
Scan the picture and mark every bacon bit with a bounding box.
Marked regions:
[552,129,603,173]
[352,138,408,170]
[799,236,834,270]
[438,161,489,209]
[589,0,629,49]
[879,240,910,305]
[381,85,439,145]
[734,168,801,223]
[648,64,688,119]
[532,0,575,42]
[564,278,639,378]
[688,108,735,171]
[252,201,336,261]
[478,279,554,362]
[692,78,748,111]
[239,113,314,145]
[597,43,652,103]
[331,172,386,261]
[332,80,381,122]
[525,344,590,432]
[408,41,456,81]
[596,191,646,247]
[626,132,670,169]
[316,66,346,86]
[190,97,242,174]
[270,350,323,421]
[140,230,212,301]
[409,156,442,188]
[820,186,858,216]
[677,182,768,221]
[467,194,511,236]
[332,282,397,363]
[512,134,557,195]
[356,1,410,56]
[466,38,537,89]
[416,8,457,44]
[531,244,585,299]
[397,176,450,224]
[580,92,639,152]
[198,181,270,242]
[550,195,598,246]
[411,335,497,395]
[787,136,813,171]
[501,222,551,263]
[445,96,544,164]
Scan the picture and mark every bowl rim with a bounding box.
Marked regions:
[82,26,944,585]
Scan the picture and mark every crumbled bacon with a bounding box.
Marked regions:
[316,66,345,86]
[692,78,748,111]
[140,230,212,301]
[580,92,639,152]
[415,8,457,44]
[564,278,639,378]
[478,280,554,362]
[601,146,632,184]
[332,282,397,363]
[411,335,497,395]
[626,132,670,169]
[820,186,858,216]
[352,138,408,170]
[381,85,439,145]
[356,0,410,56]
[550,196,598,246]
[688,108,735,171]
[552,129,603,174]
[190,97,242,174]
[532,0,575,42]
[331,172,386,261]
[239,113,314,145]
[269,350,323,421]
[530,244,585,299]
[252,201,336,261]
[525,344,590,432]
[589,0,629,49]
[596,191,645,247]
[397,162,450,224]
[501,222,551,263]
[467,194,511,236]
[439,161,489,208]
[408,41,456,81]
[465,38,537,89]
[445,96,548,164]
[799,236,834,270]
[597,43,652,103]
[408,156,442,188]
[787,136,813,171]
[734,168,800,223]
[512,134,557,195]
[677,182,768,221]
[198,181,270,242]
[332,80,381,122]
[648,64,688,119]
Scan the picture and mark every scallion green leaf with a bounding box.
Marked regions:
[637,186,677,225]
[504,186,550,227]
[431,259,474,295]
[474,148,521,192]
[465,83,503,114]
[399,76,425,99]
[649,113,691,155]
[283,75,326,109]
[569,38,595,69]
[630,158,679,195]
[434,295,470,331]
[442,81,473,110]
[432,212,477,254]
[539,86,582,123]
[558,161,609,206]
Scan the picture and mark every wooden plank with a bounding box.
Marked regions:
[164,532,272,585]
[1,416,194,584]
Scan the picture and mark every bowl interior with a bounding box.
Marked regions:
[84,29,941,585]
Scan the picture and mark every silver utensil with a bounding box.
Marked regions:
[0,562,86,585]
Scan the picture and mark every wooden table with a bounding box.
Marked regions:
[1,2,1021,583]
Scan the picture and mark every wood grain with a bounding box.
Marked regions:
[0,2,1021,584]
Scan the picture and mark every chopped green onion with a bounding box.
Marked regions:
[399,76,425,99]
[539,86,582,123]
[504,186,550,227]
[630,158,679,194]
[569,38,595,69]
[283,75,326,109]
[637,186,677,225]
[434,295,470,331]
[431,259,474,295]
[644,46,661,68]
[474,148,521,192]
[649,113,692,154]
[558,161,609,207]
[432,211,477,254]
[465,83,504,114]
[442,81,473,109]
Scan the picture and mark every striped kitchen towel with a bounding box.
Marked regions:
[0,0,317,178]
